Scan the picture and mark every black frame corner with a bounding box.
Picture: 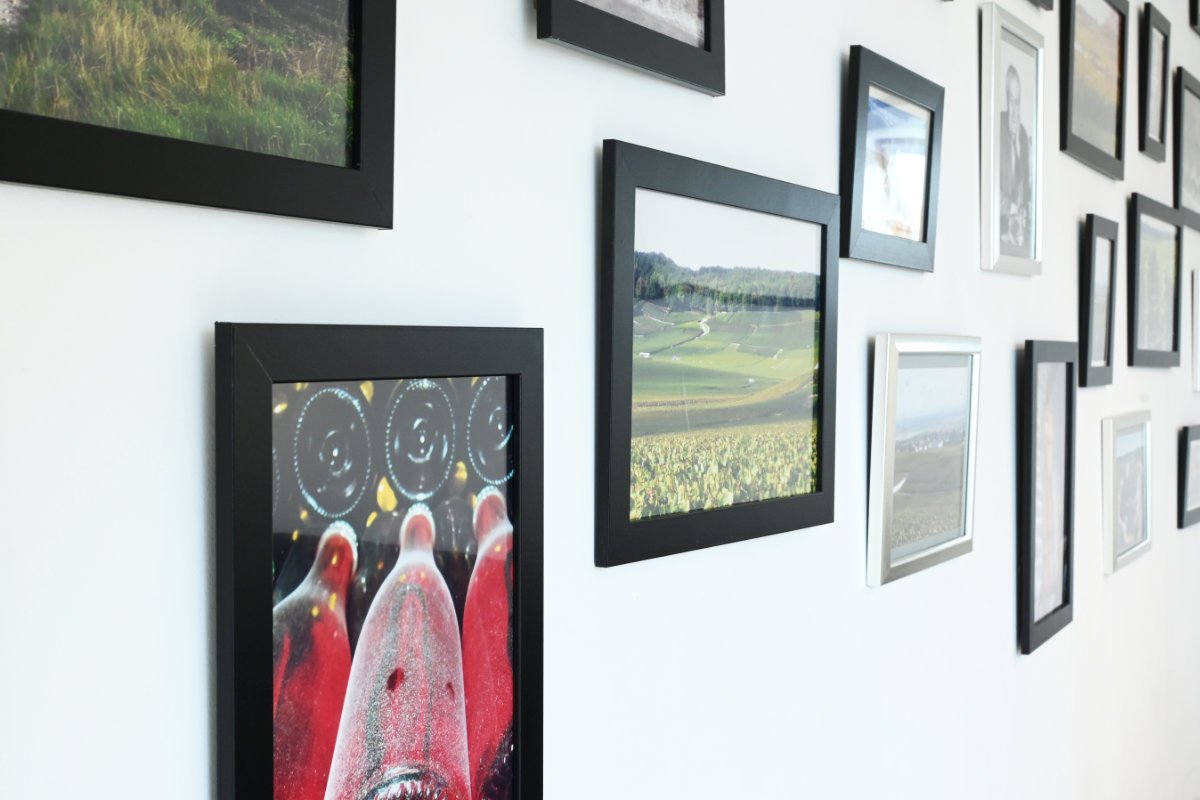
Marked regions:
[1062,0,1130,179]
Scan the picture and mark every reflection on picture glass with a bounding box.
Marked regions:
[998,29,1038,260]
[1189,440,1200,512]
[1091,237,1113,367]
[1113,424,1148,557]
[1185,91,1200,211]
[628,188,821,521]
[578,0,705,46]
[1033,362,1067,623]
[889,353,972,564]
[1137,215,1177,353]
[270,377,517,800]
[863,85,931,242]
[1071,0,1122,157]
[1148,29,1166,143]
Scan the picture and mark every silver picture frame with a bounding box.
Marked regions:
[981,4,1045,275]
[867,334,983,586]
[1102,411,1153,574]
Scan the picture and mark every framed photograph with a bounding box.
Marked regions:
[538,0,724,95]
[1061,0,1129,179]
[1018,340,1077,654]
[1175,68,1200,229]
[0,0,394,226]
[1139,4,1170,161]
[867,334,982,587]
[1194,272,1200,391]
[215,324,543,798]
[1180,425,1200,528]
[1080,214,1119,386]
[1102,410,1152,573]
[981,3,1045,275]
[597,139,838,566]
[841,45,945,271]
[1128,193,1182,367]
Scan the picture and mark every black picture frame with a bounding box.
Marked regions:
[1128,193,1182,367]
[597,139,838,567]
[1029,0,1054,8]
[1175,68,1200,229]
[1139,3,1171,161]
[1061,0,1130,179]
[537,0,724,95]
[841,45,945,271]
[1180,425,1200,528]
[1080,214,1119,386]
[1018,339,1078,655]
[1192,0,1200,35]
[0,0,395,227]
[215,323,543,797]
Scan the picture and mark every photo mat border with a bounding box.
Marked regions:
[1127,193,1182,368]
[1080,214,1119,387]
[1060,0,1130,180]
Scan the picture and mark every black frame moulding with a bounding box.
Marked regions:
[1079,213,1119,387]
[1139,3,1170,161]
[1061,0,1130,179]
[1175,68,1200,229]
[215,323,544,797]
[0,0,396,227]
[596,139,838,566]
[1181,425,1200,528]
[1128,193,1183,367]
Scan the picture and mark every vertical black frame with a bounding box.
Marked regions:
[1061,0,1130,179]
[1180,425,1200,528]
[597,139,838,566]
[841,45,945,271]
[1139,4,1170,161]
[1080,214,1119,386]
[1018,340,1078,655]
[1192,0,1200,36]
[0,0,395,227]
[1127,193,1183,367]
[215,323,544,797]
[1174,68,1200,229]
[538,0,724,95]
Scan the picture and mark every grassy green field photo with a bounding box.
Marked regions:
[1070,0,1122,157]
[0,0,353,165]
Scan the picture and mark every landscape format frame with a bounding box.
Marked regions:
[1102,411,1152,573]
[1139,4,1170,161]
[597,139,838,566]
[538,0,724,95]
[1061,0,1129,179]
[215,324,544,797]
[981,3,1045,275]
[0,0,395,226]
[1181,425,1200,528]
[1079,214,1119,386]
[841,45,945,271]
[1175,68,1200,229]
[1128,193,1182,367]
[1018,340,1077,654]
[867,334,982,587]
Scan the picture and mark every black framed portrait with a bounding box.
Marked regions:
[597,139,838,566]
[538,0,724,95]
[215,323,543,798]
[0,0,395,226]
[1175,68,1200,229]
[1061,0,1129,179]
[1018,340,1077,655]
[1139,3,1170,161]
[1128,193,1182,367]
[1079,213,1119,386]
[1181,425,1200,528]
[841,45,945,271]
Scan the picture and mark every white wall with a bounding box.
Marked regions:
[2,0,1199,797]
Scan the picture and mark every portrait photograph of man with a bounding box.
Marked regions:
[998,31,1038,260]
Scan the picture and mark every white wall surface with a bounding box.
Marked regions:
[2,0,1199,797]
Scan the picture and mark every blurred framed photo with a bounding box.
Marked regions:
[1061,0,1129,179]
[1175,68,1200,229]
[1080,214,1119,386]
[1128,193,1182,367]
[981,3,1045,275]
[1194,272,1200,391]
[841,46,945,271]
[596,139,838,566]
[1139,4,1170,161]
[216,324,544,798]
[867,334,982,587]
[1180,425,1200,528]
[1018,340,1077,654]
[1103,411,1152,573]
[538,0,724,94]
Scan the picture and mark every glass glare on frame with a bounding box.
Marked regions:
[1091,236,1113,368]
[863,84,932,242]
[1148,28,1167,144]
[1033,361,1068,623]
[577,0,705,47]
[1189,439,1200,513]
[1112,423,1148,557]
[1184,89,1200,212]
[1136,214,1177,353]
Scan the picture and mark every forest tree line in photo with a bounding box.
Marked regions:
[634,250,820,311]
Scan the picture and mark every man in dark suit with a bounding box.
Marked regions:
[999,64,1032,256]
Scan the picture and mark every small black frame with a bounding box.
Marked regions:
[215,323,543,797]
[1079,214,1119,386]
[1139,3,1171,161]
[841,45,945,271]
[1018,339,1078,655]
[1127,193,1182,367]
[1180,425,1200,528]
[0,0,395,227]
[538,0,724,95]
[597,139,838,566]
[1061,0,1130,179]
[1175,68,1200,229]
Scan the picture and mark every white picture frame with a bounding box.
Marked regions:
[1102,411,1153,574]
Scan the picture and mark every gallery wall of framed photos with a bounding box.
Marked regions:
[1,0,1200,799]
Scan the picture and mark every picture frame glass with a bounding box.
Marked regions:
[1033,360,1069,622]
[1113,422,1149,557]
[1183,87,1200,213]
[1189,439,1200,512]
[863,83,932,242]
[1148,27,1167,144]
[628,187,822,522]
[998,27,1039,261]
[1090,236,1114,367]
[1070,0,1123,157]
[1136,214,1178,353]
[578,0,706,47]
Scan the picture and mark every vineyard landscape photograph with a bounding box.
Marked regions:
[629,188,822,522]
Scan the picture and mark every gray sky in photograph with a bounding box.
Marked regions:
[895,354,972,431]
[634,188,821,275]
